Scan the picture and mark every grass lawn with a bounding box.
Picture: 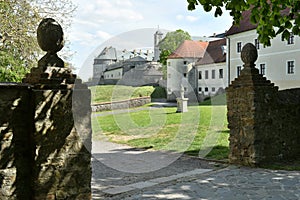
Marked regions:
[89,85,155,104]
[92,104,229,161]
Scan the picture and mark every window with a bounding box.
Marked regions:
[205,87,208,92]
[219,69,224,78]
[237,42,242,53]
[255,39,260,49]
[183,73,187,78]
[183,61,188,65]
[111,74,113,78]
[260,64,266,75]
[288,34,294,45]
[287,61,295,74]
[237,66,242,77]
[212,87,216,92]
[205,70,209,79]
[198,71,202,79]
[198,87,202,92]
[212,70,215,79]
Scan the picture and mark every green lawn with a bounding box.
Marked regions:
[89,85,155,104]
[92,105,229,160]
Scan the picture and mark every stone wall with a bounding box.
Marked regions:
[0,67,92,199]
[0,83,33,199]
[91,97,151,112]
[227,43,300,166]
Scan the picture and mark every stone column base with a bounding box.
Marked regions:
[176,98,188,113]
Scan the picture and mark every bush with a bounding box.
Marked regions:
[150,86,167,99]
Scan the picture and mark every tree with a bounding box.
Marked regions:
[159,29,191,64]
[186,0,300,46]
[0,0,76,82]
[158,29,191,79]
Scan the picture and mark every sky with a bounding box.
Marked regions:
[66,0,233,81]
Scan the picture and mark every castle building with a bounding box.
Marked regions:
[154,29,163,62]
[91,29,164,86]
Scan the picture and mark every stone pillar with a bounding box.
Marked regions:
[176,98,188,113]
[0,18,91,200]
[22,18,92,199]
[23,67,91,199]
[176,85,188,112]
[226,43,278,166]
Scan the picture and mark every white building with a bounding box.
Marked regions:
[195,38,227,99]
[226,9,300,90]
[166,40,208,101]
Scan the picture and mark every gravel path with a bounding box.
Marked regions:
[91,140,300,200]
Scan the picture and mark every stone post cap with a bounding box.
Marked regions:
[37,18,64,54]
[241,43,258,67]
[37,18,64,68]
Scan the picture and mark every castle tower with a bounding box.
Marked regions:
[153,28,163,62]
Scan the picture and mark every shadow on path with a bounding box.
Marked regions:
[91,140,224,199]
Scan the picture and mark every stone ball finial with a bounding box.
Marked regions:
[37,18,64,53]
[241,43,258,67]
[37,18,65,68]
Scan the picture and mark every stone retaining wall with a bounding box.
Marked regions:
[91,97,151,112]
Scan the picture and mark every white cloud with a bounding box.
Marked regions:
[186,15,198,22]
[88,0,143,23]
[116,0,133,7]
[176,15,184,20]
[176,14,198,22]
[96,30,112,40]
[98,8,143,22]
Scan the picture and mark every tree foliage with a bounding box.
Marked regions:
[0,0,76,82]
[186,0,300,46]
[159,29,191,66]
[158,29,191,79]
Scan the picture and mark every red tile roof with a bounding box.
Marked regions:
[168,40,209,59]
[226,7,290,36]
[226,10,257,36]
[196,38,226,65]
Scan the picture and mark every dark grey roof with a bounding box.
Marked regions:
[196,38,226,65]
[95,46,117,60]
[105,62,123,71]
[143,66,163,76]
[226,8,290,36]
[125,56,147,62]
